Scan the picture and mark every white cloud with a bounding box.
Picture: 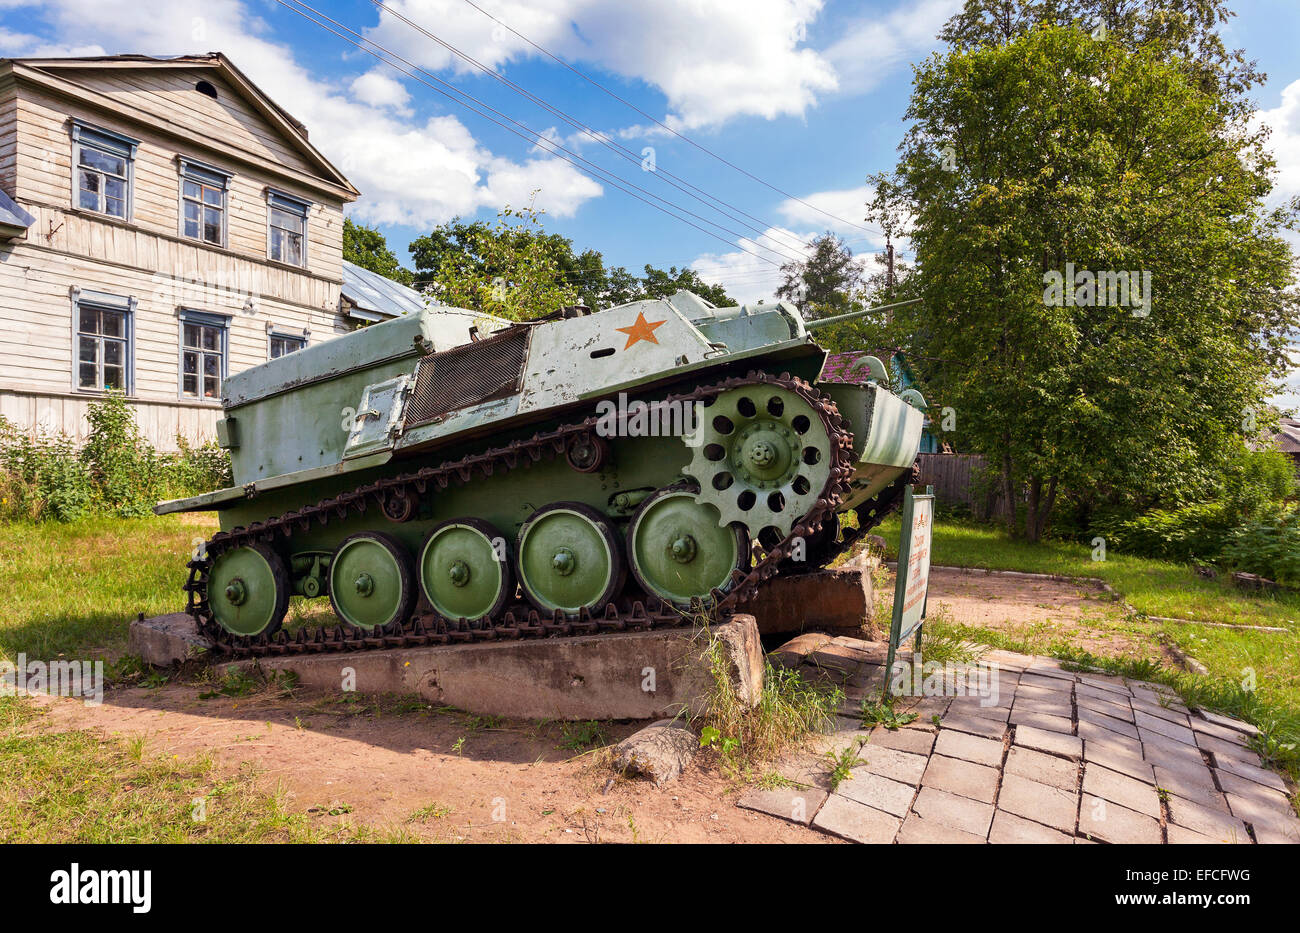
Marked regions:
[823,0,959,95]
[6,0,604,227]
[690,226,814,305]
[366,0,837,130]
[777,184,876,239]
[349,68,413,115]
[1256,78,1300,207]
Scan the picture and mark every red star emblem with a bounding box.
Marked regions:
[616,311,666,350]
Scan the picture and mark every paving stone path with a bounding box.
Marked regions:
[738,634,1300,844]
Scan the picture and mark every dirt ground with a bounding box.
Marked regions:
[25,684,835,844]
[918,566,1163,661]
[18,567,1159,842]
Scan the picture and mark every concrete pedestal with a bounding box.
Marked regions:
[129,612,764,721]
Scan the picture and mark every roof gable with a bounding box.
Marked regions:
[11,54,357,198]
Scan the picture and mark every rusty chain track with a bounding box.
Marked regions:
[184,371,909,658]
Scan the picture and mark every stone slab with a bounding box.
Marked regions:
[922,753,1000,803]
[737,787,828,825]
[1079,795,1162,844]
[812,793,902,843]
[997,774,1078,833]
[989,809,1074,844]
[216,615,763,721]
[128,612,212,665]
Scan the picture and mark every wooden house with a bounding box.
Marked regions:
[0,53,406,450]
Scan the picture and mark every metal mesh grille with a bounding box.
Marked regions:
[404,327,529,426]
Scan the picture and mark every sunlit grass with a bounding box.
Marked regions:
[0,514,215,662]
[0,696,338,843]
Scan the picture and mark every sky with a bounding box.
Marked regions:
[3,0,1300,396]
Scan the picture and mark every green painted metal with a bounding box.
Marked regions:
[158,289,930,638]
[207,544,288,636]
[803,297,923,332]
[683,383,832,536]
[627,488,746,606]
[419,520,509,622]
[516,504,620,615]
[329,532,412,630]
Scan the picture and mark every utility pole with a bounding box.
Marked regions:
[885,239,896,324]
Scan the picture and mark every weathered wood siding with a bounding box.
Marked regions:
[0,63,355,451]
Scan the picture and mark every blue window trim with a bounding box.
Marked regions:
[178,157,232,189]
[178,158,232,248]
[70,119,139,160]
[177,308,230,403]
[267,330,308,360]
[267,188,310,215]
[266,188,311,269]
[70,120,137,221]
[70,286,136,396]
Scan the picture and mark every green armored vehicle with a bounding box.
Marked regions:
[159,290,925,653]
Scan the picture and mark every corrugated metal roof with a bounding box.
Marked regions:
[341,260,427,320]
[0,188,34,234]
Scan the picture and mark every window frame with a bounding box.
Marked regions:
[177,158,232,248]
[177,308,230,403]
[70,120,138,221]
[267,330,308,360]
[266,189,311,268]
[70,287,135,396]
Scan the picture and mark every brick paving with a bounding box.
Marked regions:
[738,635,1300,844]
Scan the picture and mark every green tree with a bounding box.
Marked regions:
[638,265,732,306]
[775,233,864,319]
[890,19,1297,540]
[409,204,585,321]
[408,202,732,316]
[342,218,413,285]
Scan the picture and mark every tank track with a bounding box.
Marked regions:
[184,371,909,659]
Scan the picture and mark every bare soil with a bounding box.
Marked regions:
[919,566,1166,661]
[17,564,1167,842]
[26,684,835,844]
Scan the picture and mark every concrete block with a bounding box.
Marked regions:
[128,612,211,665]
[746,557,877,638]
[216,615,763,722]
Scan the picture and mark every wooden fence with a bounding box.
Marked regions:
[915,453,1013,521]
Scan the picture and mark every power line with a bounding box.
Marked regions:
[453,0,886,238]
[368,0,813,259]
[276,0,789,268]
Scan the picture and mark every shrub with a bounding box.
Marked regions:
[1094,501,1234,563]
[0,417,93,522]
[1221,511,1300,586]
[0,397,230,523]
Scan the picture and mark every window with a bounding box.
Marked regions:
[269,333,306,359]
[178,310,228,400]
[178,159,231,246]
[267,190,309,267]
[71,121,138,220]
[75,292,134,392]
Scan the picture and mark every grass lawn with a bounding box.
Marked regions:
[0,696,342,843]
[0,513,211,662]
[876,515,1300,782]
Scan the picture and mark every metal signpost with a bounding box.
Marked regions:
[885,484,935,694]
